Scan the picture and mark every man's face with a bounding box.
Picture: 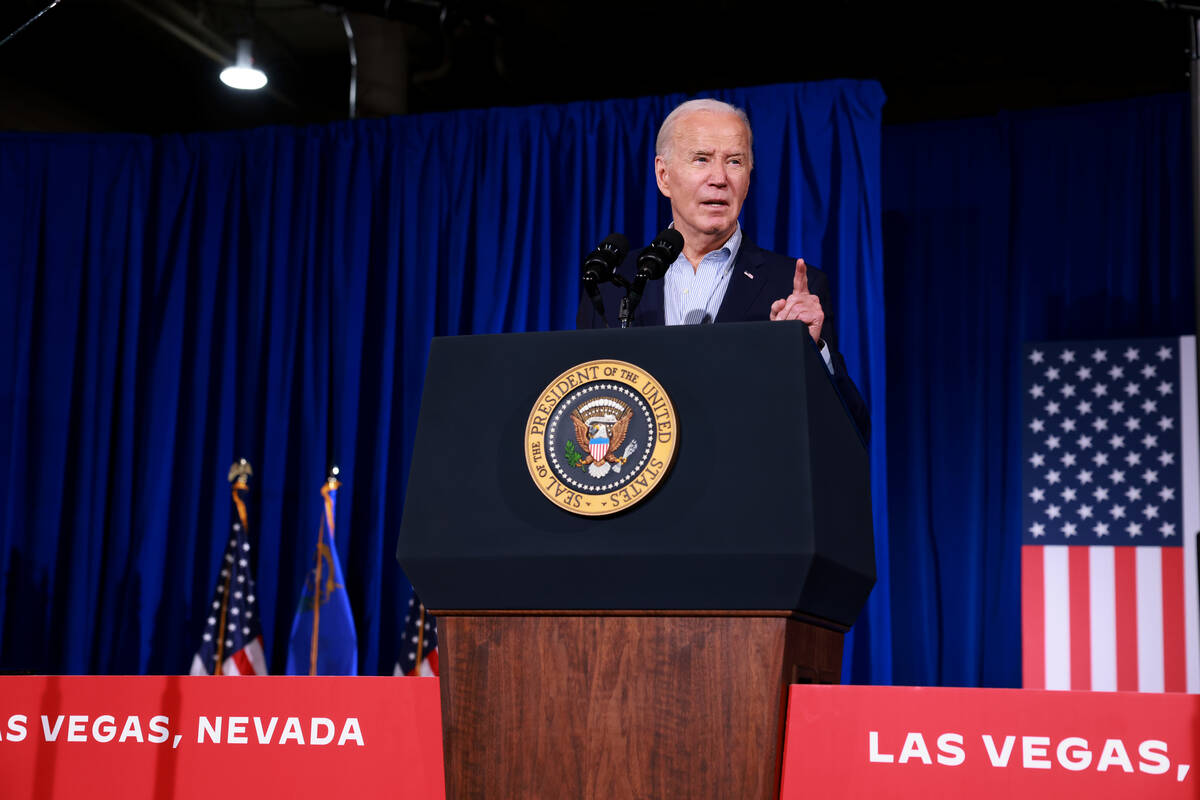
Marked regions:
[654,110,752,246]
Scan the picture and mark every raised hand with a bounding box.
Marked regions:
[769,258,823,344]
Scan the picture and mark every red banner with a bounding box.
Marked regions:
[0,676,445,799]
[780,685,1199,798]
[11,677,1194,798]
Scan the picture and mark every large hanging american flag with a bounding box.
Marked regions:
[190,460,269,676]
[1021,337,1199,692]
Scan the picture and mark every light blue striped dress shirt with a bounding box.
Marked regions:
[663,226,742,325]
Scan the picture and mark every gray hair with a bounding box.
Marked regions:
[655,98,754,167]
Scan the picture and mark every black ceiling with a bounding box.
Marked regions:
[0,0,1192,134]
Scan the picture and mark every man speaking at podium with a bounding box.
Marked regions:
[576,98,870,440]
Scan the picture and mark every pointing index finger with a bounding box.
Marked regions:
[793,258,809,295]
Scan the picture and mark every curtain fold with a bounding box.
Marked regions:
[1,81,889,677]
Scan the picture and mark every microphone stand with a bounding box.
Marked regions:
[614,276,639,328]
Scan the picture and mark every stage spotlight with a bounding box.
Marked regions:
[220,38,267,91]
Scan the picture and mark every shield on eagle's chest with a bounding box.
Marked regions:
[589,435,609,462]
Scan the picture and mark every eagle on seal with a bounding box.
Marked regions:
[571,407,633,466]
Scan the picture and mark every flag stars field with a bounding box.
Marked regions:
[1022,338,1184,547]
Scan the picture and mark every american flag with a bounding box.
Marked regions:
[394,592,438,677]
[190,469,268,676]
[1021,337,1199,692]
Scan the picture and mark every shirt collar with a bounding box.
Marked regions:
[667,222,743,270]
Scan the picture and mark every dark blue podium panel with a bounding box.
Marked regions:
[396,321,873,627]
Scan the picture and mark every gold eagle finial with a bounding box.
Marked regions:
[227,458,254,487]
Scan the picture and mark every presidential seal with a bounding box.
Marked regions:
[524,359,678,516]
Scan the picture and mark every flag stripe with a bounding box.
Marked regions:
[1044,546,1071,689]
[1180,335,1200,693]
[1162,546,1186,692]
[1068,546,1091,690]
[232,648,255,676]
[1022,546,1045,689]
[1089,546,1117,691]
[246,637,268,675]
[1114,546,1139,691]
[232,652,256,676]
[1136,547,1165,692]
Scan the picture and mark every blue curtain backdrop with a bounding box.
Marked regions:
[0,80,891,678]
[883,93,1193,687]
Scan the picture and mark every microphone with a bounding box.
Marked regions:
[620,228,684,328]
[635,228,684,282]
[581,232,629,327]
[582,232,630,284]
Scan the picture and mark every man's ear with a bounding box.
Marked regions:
[654,156,671,197]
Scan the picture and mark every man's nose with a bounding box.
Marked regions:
[707,162,728,186]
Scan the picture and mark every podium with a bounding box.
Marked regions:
[397,321,874,799]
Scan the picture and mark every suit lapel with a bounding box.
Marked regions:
[716,239,769,322]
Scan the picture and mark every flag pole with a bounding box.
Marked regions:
[414,603,426,674]
[218,459,253,676]
[309,467,341,676]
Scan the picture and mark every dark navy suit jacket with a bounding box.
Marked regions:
[575,237,871,441]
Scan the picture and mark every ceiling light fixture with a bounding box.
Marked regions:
[220,39,267,91]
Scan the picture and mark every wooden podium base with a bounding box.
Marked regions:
[436,613,843,800]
